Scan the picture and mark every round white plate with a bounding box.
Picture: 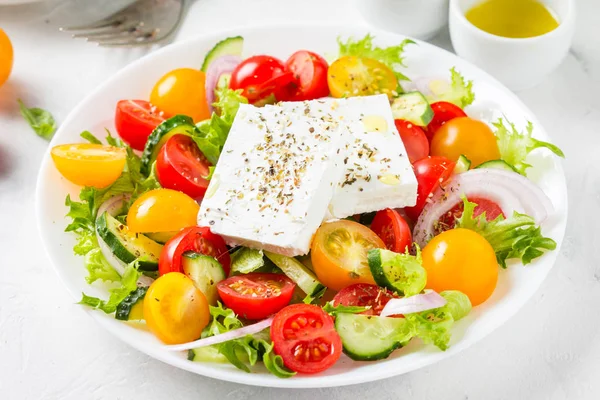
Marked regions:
[36,23,567,388]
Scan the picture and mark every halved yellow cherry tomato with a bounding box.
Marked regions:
[144,272,209,344]
[430,117,501,168]
[311,220,385,291]
[127,188,199,233]
[422,228,498,306]
[51,143,126,188]
[150,68,210,123]
[0,28,13,87]
[327,56,397,99]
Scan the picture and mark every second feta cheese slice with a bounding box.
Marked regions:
[198,103,345,256]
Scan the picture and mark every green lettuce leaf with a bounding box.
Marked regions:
[18,99,57,140]
[455,196,557,268]
[338,34,414,81]
[425,67,475,108]
[192,87,247,165]
[322,301,368,316]
[230,247,265,275]
[83,247,120,284]
[80,130,102,144]
[79,261,141,313]
[440,290,472,321]
[493,119,565,176]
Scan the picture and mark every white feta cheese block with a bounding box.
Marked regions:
[275,95,418,219]
[198,103,346,256]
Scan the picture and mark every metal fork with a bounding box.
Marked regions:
[60,0,184,47]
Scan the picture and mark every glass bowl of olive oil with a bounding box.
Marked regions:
[449,0,575,90]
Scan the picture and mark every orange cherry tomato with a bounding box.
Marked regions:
[0,28,13,87]
[51,144,126,188]
[311,220,385,291]
[422,228,498,306]
[144,272,210,344]
[127,188,199,233]
[430,117,501,168]
[150,68,210,123]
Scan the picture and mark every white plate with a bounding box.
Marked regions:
[35,23,568,388]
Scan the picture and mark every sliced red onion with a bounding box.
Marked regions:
[380,290,447,317]
[164,316,275,352]
[205,55,242,113]
[95,194,154,287]
[413,169,555,247]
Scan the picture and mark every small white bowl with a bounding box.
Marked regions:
[355,0,449,40]
[449,0,576,91]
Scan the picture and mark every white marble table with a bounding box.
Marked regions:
[1,0,599,399]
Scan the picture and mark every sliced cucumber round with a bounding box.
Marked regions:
[335,313,413,361]
[264,251,325,298]
[182,251,226,305]
[201,36,244,72]
[96,212,163,271]
[140,115,196,175]
[368,248,427,296]
[391,91,434,126]
[475,159,518,173]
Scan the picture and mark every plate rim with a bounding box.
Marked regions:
[35,21,568,388]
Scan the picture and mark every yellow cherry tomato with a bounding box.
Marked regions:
[327,56,397,99]
[430,117,501,168]
[422,228,498,306]
[144,272,209,344]
[0,28,13,87]
[127,188,199,233]
[51,144,126,188]
[150,68,210,123]
[311,220,385,291]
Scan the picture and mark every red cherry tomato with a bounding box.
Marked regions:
[285,50,329,101]
[404,156,456,222]
[115,100,166,150]
[436,197,505,234]
[425,101,467,141]
[159,227,231,276]
[230,55,295,103]
[370,208,412,253]
[216,273,295,320]
[332,283,397,316]
[156,134,212,200]
[271,304,342,374]
[394,119,430,164]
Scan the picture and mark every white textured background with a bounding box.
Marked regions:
[1,0,599,399]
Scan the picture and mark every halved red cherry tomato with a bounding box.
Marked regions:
[271,304,342,374]
[425,101,467,141]
[285,50,329,101]
[394,119,429,164]
[156,134,212,200]
[370,208,412,253]
[115,100,167,151]
[332,283,397,316]
[436,197,505,234]
[404,156,456,222]
[159,226,231,276]
[230,55,295,103]
[217,273,295,320]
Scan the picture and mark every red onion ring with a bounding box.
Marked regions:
[380,290,447,317]
[164,316,275,352]
[205,55,242,114]
[413,169,554,248]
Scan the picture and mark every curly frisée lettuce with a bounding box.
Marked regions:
[337,34,415,81]
[493,119,565,176]
[189,303,295,378]
[192,87,248,165]
[425,67,475,108]
[455,197,557,268]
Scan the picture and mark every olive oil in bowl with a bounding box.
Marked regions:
[466,0,559,38]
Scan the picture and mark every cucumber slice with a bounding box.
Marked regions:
[182,251,226,305]
[115,287,148,321]
[201,36,244,72]
[335,313,413,361]
[145,231,177,244]
[454,154,472,173]
[367,248,427,296]
[476,159,518,173]
[391,91,434,126]
[140,115,196,175]
[188,346,228,363]
[264,251,325,297]
[96,212,163,271]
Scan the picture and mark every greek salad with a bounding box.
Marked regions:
[53,34,564,378]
